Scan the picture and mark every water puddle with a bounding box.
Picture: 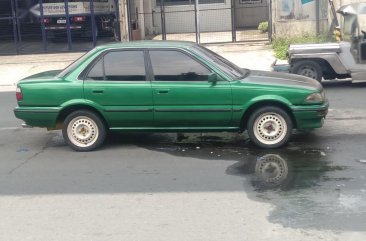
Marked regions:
[131,132,366,231]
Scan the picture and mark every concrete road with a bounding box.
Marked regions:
[1,82,366,241]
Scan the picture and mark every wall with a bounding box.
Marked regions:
[273,19,328,37]
[332,0,365,9]
[142,0,154,37]
[235,0,268,28]
[151,0,232,34]
[272,0,328,37]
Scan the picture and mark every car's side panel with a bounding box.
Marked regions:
[82,49,154,128]
[147,49,233,127]
[83,81,154,127]
[18,79,83,107]
[15,79,84,128]
[151,81,233,127]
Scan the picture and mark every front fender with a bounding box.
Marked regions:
[290,54,348,74]
[248,95,293,107]
[233,95,294,127]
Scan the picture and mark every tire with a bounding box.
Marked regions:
[62,110,106,152]
[247,106,293,148]
[291,60,323,82]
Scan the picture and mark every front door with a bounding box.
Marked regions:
[83,49,153,128]
[148,49,233,128]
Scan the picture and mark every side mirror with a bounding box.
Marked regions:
[208,73,218,84]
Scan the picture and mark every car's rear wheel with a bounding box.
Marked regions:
[62,110,106,152]
[247,106,293,148]
[292,60,323,82]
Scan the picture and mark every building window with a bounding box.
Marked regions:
[158,0,225,6]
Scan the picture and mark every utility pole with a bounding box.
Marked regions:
[119,0,129,41]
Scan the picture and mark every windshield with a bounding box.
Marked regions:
[191,45,248,80]
[57,48,99,78]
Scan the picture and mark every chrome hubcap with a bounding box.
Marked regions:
[254,112,287,145]
[67,116,99,147]
[298,66,318,79]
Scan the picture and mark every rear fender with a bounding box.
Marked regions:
[57,99,108,127]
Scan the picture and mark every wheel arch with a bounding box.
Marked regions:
[290,56,348,75]
[56,103,108,129]
[240,100,297,131]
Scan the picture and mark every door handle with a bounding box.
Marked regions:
[92,89,104,94]
[157,89,169,94]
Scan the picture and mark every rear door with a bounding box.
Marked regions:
[83,49,153,128]
[148,49,233,128]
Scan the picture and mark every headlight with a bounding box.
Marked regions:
[305,92,324,103]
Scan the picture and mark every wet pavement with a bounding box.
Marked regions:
[109,128,366,232]
[1,82,366,239]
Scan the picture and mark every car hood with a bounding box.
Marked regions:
[21,70,63,80]
[244,70,323,91]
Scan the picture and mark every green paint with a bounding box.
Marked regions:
[14,41,328,133]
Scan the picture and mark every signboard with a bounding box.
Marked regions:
[277,0,327,20]
[30,1,115,17]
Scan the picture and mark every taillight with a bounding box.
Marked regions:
[42,18,50,24]
[73,16,85,22]
[16,87,23,101]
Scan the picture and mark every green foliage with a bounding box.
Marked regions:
[258,21,269,33]
[272,35,328,60]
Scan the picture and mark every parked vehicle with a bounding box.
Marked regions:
[285,3,366,82]
[29,0,117,39]
[14,41,329,151]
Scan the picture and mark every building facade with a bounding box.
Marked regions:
[1,0,363,55]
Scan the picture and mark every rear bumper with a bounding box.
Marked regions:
[14,107,60,128]
[45,25,83,31]
[291,101,329,129]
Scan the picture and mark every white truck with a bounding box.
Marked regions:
[29,0,117,39]
[274,2,366,83]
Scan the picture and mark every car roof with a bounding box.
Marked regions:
[95,40,198,51]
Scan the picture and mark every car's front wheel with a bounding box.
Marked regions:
[247,106,293,148]
[62,110,106,152]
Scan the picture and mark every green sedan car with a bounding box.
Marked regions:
[14,41,328,151]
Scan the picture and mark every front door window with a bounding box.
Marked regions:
[150,50,211,82]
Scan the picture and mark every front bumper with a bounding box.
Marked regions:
[291,101,329,129]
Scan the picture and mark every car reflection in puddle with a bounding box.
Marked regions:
[135,132,366,231]
[226,151,348,192]
[226,151,366,231]
[227,153,291,191]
